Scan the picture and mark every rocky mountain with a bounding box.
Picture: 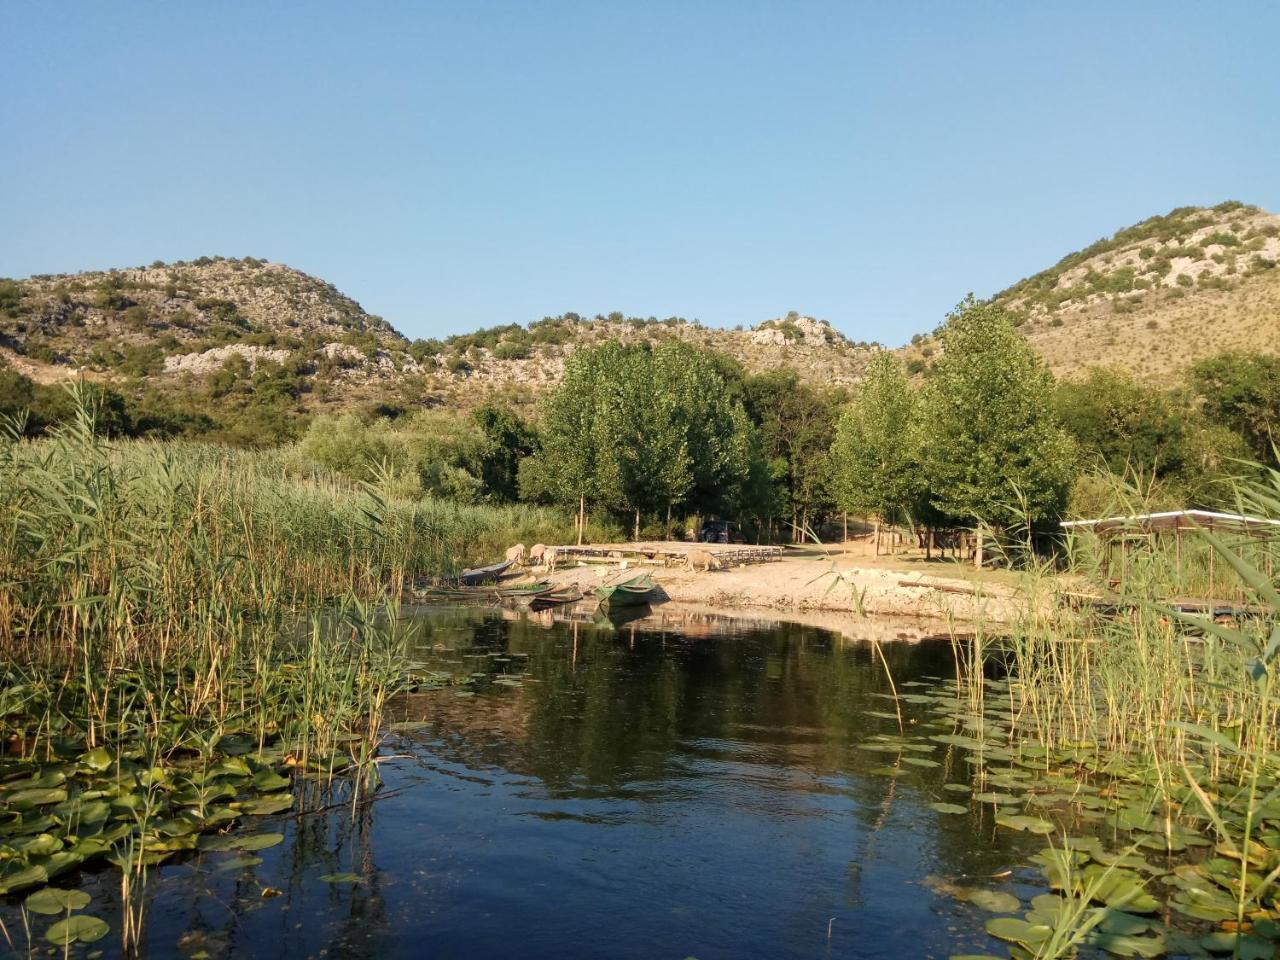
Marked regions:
[3,201,1277,428]
[0,257,879,414]
[902,201,1280,381]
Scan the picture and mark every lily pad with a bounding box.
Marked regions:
[25,887,91,915]
[237,794,293,816]
[965,889,1021,913]
[984,917,1053,946]
[318,872,362,883]
[930,802,969,815]
[46,914,109,945]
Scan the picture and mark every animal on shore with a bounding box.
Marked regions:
[685,549,723,572]
[505,543,526,564]
[528,543,548,565]
[537,548,559,572]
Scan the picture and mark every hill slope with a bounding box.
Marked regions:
[902,201,1280,381]
[3,202,1277,426]
[0,258,880,412]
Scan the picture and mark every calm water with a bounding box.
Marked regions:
[15,611,1068,959]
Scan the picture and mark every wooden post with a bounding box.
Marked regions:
[634,507,641,542]
[974,525,984,569]
[843,511,848,543]
[577,494,585,546]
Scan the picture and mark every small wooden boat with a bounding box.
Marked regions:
[460,558,516,586]
[527,584,583,611]
[422,579,549,600]
[595,572,657,607]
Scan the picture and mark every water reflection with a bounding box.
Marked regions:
[4,611,1053,959]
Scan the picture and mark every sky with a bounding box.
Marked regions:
[2,2,1277,346]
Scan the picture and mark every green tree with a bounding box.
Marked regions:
[525,342,758,539]
[472,403,539,503]
[1054,367,1189,479]
[743,369,841,540]
[524,343,629,538]
[829,353,921,531]
[1191,351,1280,466]
[918,297,1075,564]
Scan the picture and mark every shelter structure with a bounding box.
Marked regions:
[1061,509,1280,608]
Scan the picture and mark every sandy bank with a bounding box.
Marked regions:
[539,541,1030,625]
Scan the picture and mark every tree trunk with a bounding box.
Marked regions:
[925,526,933,561]
[577,494,585,546]
[665,503,672,541]
[874,519,881,557]
[842,511,848,543]
[634,507,641,542]
[974,524,985,569]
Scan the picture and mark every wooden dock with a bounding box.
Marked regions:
[552,541,784,567]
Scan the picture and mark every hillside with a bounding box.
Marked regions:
[0,257,879,416]
[903,201,1280,381]
[3,202,1277,434]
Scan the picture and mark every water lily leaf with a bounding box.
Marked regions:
[79,747,113,773]
[0,862,48,895]
[25,887,90,915]
[930,803,968,815]
[237,794,293,815]
[1097,910,1152,936]
[251,769,290,792]
[8,788,68,810]
[1087,931,1166,958]
[985,917,1053,945]
[217,734,255,756]
[318,872,361,883]
[210,757,253,779]
[974,792,1019,805]
[1199,931,1271,957]
[964,889,1020,913]
[215,855,263,871]
[11,833,63,856]
[995,814,1055,835]
[46,914,109,945]
[230,832,283,852]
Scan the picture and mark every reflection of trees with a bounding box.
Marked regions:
[398,611,1035,883]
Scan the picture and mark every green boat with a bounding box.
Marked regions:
[595,572,657,607]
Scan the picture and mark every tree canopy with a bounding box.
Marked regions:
[522,341,758,530]
[829,352,920,525]
[918,297,1074,530]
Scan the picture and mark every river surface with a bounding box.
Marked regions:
[20,610,1072,959]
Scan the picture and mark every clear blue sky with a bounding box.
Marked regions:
[3,2,1277,346]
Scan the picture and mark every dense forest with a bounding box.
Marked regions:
[2,297,1277,550]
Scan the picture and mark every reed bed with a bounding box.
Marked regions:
[0,395,594,949]
[950,468,1280,957]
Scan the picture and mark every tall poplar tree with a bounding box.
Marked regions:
[918,297,1075,565]
[829,353,921,534]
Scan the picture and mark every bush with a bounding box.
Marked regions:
[493,341,531,361]
[1202,231,1240,248]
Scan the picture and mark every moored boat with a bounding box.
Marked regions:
[595,572,657,606]
[460,558,516,585]
[527,584,584,610]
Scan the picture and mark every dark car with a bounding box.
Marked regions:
[699,520,735,543]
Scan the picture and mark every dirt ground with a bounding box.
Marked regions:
[537,536,1033,625]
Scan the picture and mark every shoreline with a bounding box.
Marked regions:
[535,541,1029,626]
